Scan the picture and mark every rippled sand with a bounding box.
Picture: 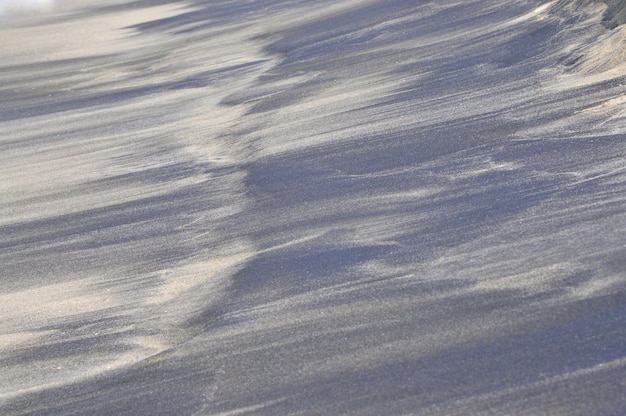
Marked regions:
[1,1,625,414]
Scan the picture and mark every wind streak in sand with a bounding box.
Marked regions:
[1,0,625,415]
[0,0,263,401]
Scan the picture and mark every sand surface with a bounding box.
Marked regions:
[1,0,625,414]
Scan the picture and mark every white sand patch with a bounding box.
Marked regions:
[505,0,556,26]
[547,20,626,90]
[365,188,442,203]
[580,94,626,113]
[0,0,54,14]
[0,2,196,62]
[149,253,251,305]
[0,278,116,330]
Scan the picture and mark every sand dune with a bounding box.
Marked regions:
[1,0,624,414]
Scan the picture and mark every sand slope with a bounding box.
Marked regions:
[1,0,625,414]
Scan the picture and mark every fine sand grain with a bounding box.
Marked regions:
[1,0,625,414]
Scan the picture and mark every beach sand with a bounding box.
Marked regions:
[1,0,625,414]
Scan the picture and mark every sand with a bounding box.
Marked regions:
[1,0,625,414]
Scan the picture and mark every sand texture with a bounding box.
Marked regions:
[1,0,625,414]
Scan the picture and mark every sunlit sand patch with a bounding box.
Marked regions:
[364,188,442,203]
[471,262,577,292]
[0,0,54,14]
[42,3,195,49]
[0,245,255,399]
[0,330,55,351]
[0,173,210,227]
[0,277,121,399]
[0,2,196,61]
[149,252,251,305]
[0,78,261,226]
[568,103,626,137]
[0,277,117,328]
[441,158,521,181]
[0,0,265,402]
[549,19,626,89]
[505,0,556,26]
[580,94,626,112]
[0,340,165,402]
